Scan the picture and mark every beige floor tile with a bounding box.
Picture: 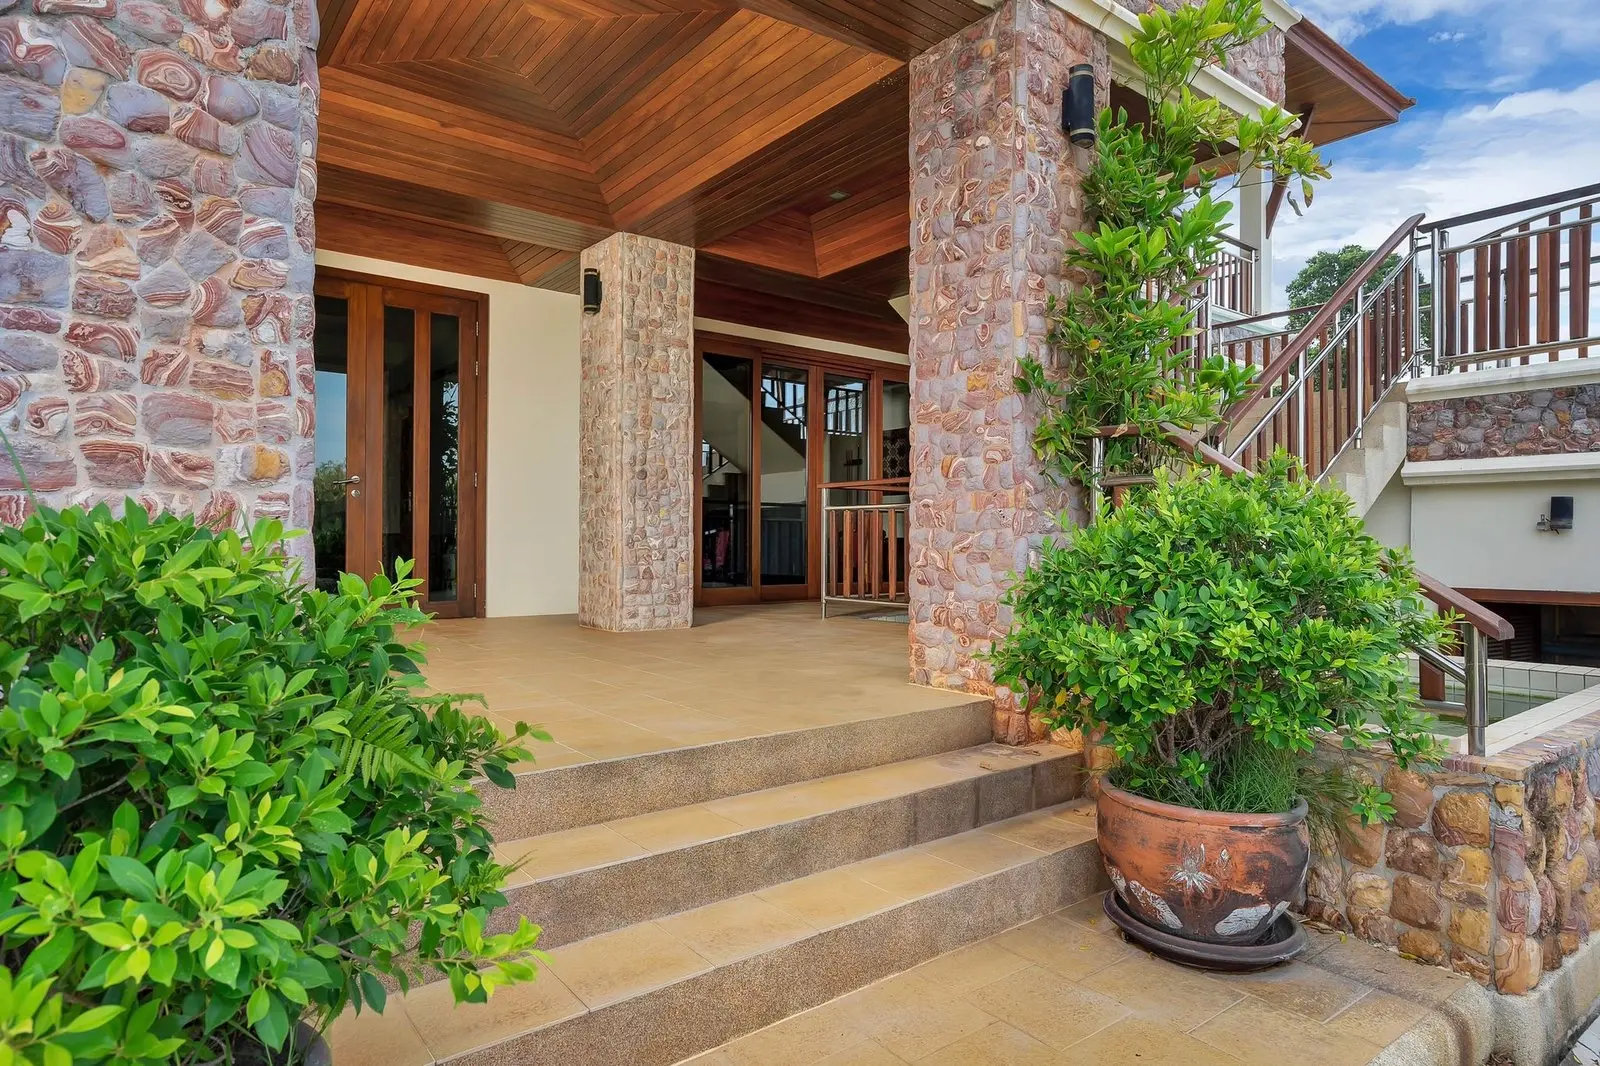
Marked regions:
[757,868,903,929]
[990,913,1131,980]
[486,699,602,725]
[909,939,1034,994]
[1078,954,1245,1031]
[496,824,646,884]
[833,973,996,1061]
[915,1021,1062,1066]
[657,895,818,964]
[918,831,1046,874]
[325,1002,432,1066]
[706,785,845,829]
[545,922,711,1009]
[722,1005,871,1066]
[1192,995,1384,1066]
[850,850,974,900]
[813,1041,908,1065]
[1322,989,1430,1046]
[1056,890,1122,935]
[1221,960,1371,1021]
[402,971,585,1059]
[677,1051,739,1066]
[544,716,677,759]
[1061,1017,1247,1065]
[967,964,1129,1050]
[607,804,745,852]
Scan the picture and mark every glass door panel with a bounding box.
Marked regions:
[311,292,355,591]
[700,353,753,591]
[759,364,809,591]
[381,306,416,581]
[824,374,869,497]
[428,314,462,603]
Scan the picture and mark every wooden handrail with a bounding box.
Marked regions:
[820,477,909,492]
[1221,213,1425,431]
[1423,180,1600,234]
[1154,421,1515,641]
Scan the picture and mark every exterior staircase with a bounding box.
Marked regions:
[1321,395,1408,517]
[329,701,1102,1066]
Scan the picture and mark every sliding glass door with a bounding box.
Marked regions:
[695,337,906,606]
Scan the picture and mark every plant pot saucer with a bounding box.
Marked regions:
[1102,890,1305,972]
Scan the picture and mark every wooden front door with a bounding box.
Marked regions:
[312,271,485,617]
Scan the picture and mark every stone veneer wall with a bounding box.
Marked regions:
[1305,708,1600,995]
[0,0,319,569]
[1111,0,1286,103]
[906,0,1104,744]
[576,232,693,632]
[1409,383,1600,461]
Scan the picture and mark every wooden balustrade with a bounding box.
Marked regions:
[820,478,909,617]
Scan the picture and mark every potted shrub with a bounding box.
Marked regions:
[993,457,1448,956]
[0,503,543,1064]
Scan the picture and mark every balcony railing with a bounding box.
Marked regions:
[1424,181,1600,371]
[1207,235,1259,317]
[820,478,908,617]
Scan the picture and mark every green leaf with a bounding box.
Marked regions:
[105,857,159,902]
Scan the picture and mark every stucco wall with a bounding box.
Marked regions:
[1405,477,1600,595]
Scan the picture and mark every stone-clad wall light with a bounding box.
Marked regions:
[582,268,603,315]
[1063,63,1097,147]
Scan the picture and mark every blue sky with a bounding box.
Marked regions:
[1269,0,1600,298]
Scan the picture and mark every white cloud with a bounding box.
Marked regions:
[1294,0,1600,80]
[1269,80,1600,304]
[1427,30,1466,43]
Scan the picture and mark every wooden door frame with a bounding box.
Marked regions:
[313,267,490,618]
[692,331,908,608]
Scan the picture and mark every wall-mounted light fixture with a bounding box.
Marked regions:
[1062,63,1097,148]
[582,268,603,315]
[1536,495,1575,534]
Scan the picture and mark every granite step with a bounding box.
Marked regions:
[329,802,1105,1066]
[476,698,995,839]
[489,741,1083,947]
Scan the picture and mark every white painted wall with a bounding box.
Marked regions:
[1362,473,1411,550]
[314,250,582,617]
[1403,475,1600,594]
[313,252,908,616]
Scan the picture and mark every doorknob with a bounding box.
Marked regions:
[334,474,361,486]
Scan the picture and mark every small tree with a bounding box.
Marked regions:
[1017,0,1328,483]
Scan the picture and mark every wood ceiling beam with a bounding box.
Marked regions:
[318,203,525,284]
[318,165,613,251]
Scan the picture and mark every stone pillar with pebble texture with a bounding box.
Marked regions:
[577,232,695,632]
[0,0,320,571]
[906,0,1105,743]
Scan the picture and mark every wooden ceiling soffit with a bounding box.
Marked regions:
[633,69,908,247]
[697,278,907,351]
[500,240,581,287]
[590,10,901,227]
[812,181,908,276]
[318,165,612,251]
[318,203,529,284]
[740,0,988,58]
[697,252,900,320]
[1284,20,1413,147]
[701,209,817,274]
[535,257,583,294]
[318,70,613,227]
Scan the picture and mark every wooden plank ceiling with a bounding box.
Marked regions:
[313,0,976,334]
[314,0,1412,343]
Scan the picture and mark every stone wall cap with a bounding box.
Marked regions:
[1402,451,1600,486]
[1407,358,1600,402]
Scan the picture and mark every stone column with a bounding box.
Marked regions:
[0,0,320,570]
[907,0,1105,743]
[577,232,694,632]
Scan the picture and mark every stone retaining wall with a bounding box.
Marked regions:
[1306,705,1600,994]
[1408,383,1600,461]
[0,0,320,568]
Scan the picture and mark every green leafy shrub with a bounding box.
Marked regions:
[1017,0,1328,483]
[0,503,542,1065]
[991,456,1449,818]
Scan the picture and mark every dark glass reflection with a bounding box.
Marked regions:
[428,314,461,602]
[700,354,753,589]
[311,294,350,592]
[760,364,808,586]
[382,306,414,579]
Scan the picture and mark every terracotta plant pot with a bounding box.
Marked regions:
[1096,783,1309,945]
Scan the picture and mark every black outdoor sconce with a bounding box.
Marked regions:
[582,267,603,315]
[1062,63,1097,148]
[1536,495,1575,534]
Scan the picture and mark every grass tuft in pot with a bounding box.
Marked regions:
[992,455,1451,823]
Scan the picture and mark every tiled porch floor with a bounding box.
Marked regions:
[680,892,1477,1066]
[419,603,973,768]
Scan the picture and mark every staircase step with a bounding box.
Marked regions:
[477,698,994,838]
[328,803,1104,1066]
[490,742,1082,947]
